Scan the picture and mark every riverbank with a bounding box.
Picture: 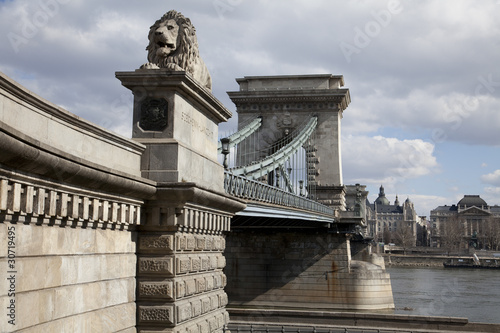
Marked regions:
[384,254,448,267]
[383,251,500,267]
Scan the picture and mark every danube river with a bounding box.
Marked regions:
[388,266,500,324]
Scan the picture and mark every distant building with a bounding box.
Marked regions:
[366,185,418,245]
[430,195,500,249]
[416,216,431,247]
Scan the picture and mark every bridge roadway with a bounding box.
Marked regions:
[223,171,335,228]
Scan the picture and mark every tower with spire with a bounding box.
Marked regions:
[366,185,417,244]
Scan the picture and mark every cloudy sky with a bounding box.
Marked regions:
[1,0,500,216]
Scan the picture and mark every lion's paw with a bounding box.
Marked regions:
[164,63,184,71]
[139,62,160,70]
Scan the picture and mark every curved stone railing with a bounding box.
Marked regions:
[224,172,334,216]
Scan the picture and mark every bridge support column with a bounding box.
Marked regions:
[225,229,394,311]
[116,70,245,333]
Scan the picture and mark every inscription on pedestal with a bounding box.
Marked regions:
[181,111,214,139]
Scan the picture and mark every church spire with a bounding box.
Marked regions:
[374,184,390,205]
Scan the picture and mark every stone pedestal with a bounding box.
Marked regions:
[116,69,231,193]
[116,70,245,333]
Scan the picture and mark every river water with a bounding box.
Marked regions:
[387,266,500,324]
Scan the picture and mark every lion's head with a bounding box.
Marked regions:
[142,10,212,90]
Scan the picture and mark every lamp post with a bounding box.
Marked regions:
[220,137,230,169]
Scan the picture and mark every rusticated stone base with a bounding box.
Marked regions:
[136,184,245,333]
[137,232,231,333]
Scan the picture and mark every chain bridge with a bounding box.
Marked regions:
[217,75,364,232]
[221,115,336,226]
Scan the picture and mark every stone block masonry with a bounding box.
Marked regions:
[0,70,156,333]
[0,57,244,332]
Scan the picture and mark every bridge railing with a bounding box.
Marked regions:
[224,172,334,216]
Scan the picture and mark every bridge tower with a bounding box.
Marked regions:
[223,75,394,313]
[228,74,350,211]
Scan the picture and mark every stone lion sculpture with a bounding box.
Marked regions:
[141,10,212,91]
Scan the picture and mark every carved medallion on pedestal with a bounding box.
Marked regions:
[140,97,168,131]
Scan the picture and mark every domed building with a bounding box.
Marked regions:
[374,185,390,206]
[430,195,500,249]
[457,195,488,210]
[366,185,418,245]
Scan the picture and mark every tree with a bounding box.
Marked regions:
[440,215,466,255]
[416,223,429,247]
[494,217,500,251]
[480,217,500,250]
[394,223,415,254]
[383,224,391,244]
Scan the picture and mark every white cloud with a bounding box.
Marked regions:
[344,88,500,146]
[406,194,449,217]
[482,187,500,207]
[481,170,500,187]
[342,135,439,185]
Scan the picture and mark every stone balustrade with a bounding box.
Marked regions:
[0,178,141,227]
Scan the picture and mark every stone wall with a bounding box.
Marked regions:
[227,308,500,333]
[0,218,138,332]
[224,230,393,311]
[136,200,234,333]
[0,71,155,332]
[384,254,452,267]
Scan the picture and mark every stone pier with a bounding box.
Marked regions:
[225,230,394,311]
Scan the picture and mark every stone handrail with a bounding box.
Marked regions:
[224,172,334,216]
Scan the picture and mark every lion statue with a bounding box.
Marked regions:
[140,10,212,91]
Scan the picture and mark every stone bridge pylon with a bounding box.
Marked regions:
[228,75,350,212]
